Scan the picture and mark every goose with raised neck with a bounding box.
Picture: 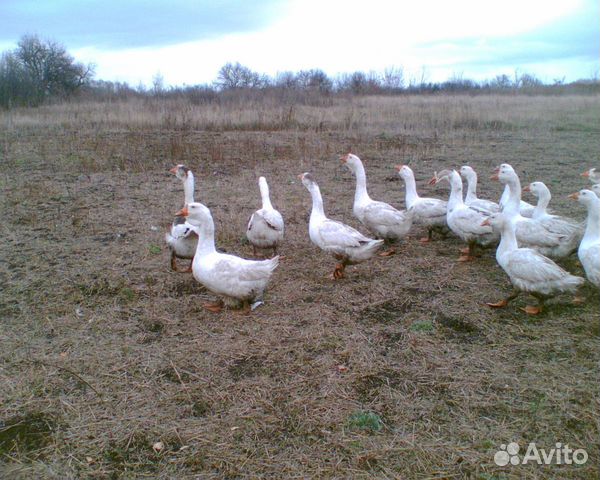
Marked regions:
[341,153,413,255]
[492,164,579,258]
[396,164,448,242]
[300,173,383,279]
[165,164,198,272]
[459,165,499,213]
[430,169,498,261]
[246,176,284,257]
[179,202,279,313]
[570,189,600,288]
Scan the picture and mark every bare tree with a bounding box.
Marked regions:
[215,62,266,90]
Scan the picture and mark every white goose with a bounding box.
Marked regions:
[300,173,383,279]
[178,202,279,313]
[246,176,284,257]
[499,183,535,218]
[459,165,500,213]
[341,153,413,255]
[582,168,600,184]
[431,169,498,261]
[396,164,449,242]
[523,181,583,240]
[483,213,584,314]
[165,164,198,272]
[569,189,600,288]
[492,164,579,259]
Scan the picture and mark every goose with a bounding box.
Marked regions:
[246,176,284,257]
[569,189,600,288]
[523,181,583,240]
[396,164,449,242]
[483,213,584,314]
[165,164,198,272]
[582,168,600,184]
[430,169,498,261]
[459,165,500,213]
[492,164,579,259]
[341,153,413,255]
[299,173,384,279]
[177,202,279,313]
[499,184,535,218]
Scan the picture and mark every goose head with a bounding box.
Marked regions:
[169,164,191,181]
[481,212,508,231]
[299,172,317,190]
[490,163,516,184]
[569,189,599,207]
[523,181,549,199]
[428,169,453,185]
[340,153,362,172]
[581,168,596,179]
[459,165,476,180]
[175,202,212,226]
[395,164,414,180]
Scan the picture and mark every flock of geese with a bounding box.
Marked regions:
[164,157,600,315]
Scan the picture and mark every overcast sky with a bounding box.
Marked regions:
[0,0,598,87]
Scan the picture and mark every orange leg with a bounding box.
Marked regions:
[378,247,396,257]
[203,300,224,313]
[487,290,519,308]
[419,228,434,243]
[522,305,542,315]
[330,263,346,279]
[170,252,179,271]
[458,243,476,262]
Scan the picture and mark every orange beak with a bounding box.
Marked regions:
[175,206,189,217]
[297,174,304,180]
[340,154,349,163]
[428,176,438,185]
[169,166,178,174]
[522,185,531,192]
[481,219,491,227]
[395,164,404,172]
[581,171,590,178]
[568,192,580,200]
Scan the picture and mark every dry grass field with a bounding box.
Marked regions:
[1,94,599,479]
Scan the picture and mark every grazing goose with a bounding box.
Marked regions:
[341,153,413,255]
[582,168,600,184]
[492,164,579,259]
[430,169,498,261]
[396,164,449,242]
[569,189,600,288]
[483,213,584,314]
[178,203,279,313]
[165,164,198,272]
[459,165,500,213]
[300,173,383,279]
[523,181,583,240]
[246,176,284,257]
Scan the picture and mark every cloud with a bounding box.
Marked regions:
[0,0,285,49]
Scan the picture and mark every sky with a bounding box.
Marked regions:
[0,0,598,87]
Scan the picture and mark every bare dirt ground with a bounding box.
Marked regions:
[1,95,599,479]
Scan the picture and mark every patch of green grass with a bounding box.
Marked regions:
[410,320,434,333]
[148,244,161,255]
[346,411,383,433]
